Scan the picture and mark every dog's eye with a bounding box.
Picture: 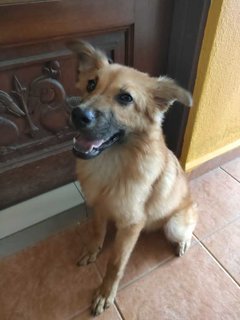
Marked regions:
[116,92,133,106]
[87,79,97,92]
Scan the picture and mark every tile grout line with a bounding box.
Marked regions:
[94,254,105,279]
[194,234,240,287]
[73,182,93,220]
[220,167,240,183]
[73,181,85,199]
[94,253,176,315]
[95,241,200,294]
[118,255,175,292]
[93,262,104,281]
[73,182,90,220]
[114,301,126,320]
[67,263,125,320]
[93,247,176,317]
[93,243,199,318]
[194,214,240,242]
[118,238,200,292]
[94,255,177,318]
[66,304,95,320]
[64,262,103,319]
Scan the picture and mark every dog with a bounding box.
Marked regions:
[67,41,197,316]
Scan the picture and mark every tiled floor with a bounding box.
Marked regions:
[0,158,240,320]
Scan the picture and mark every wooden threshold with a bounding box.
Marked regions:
[187,145,240,180]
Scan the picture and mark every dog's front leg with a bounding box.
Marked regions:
[92,222,143,316]
[77,210,107,266]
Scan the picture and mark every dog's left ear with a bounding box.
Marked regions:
[153,76,193,111]
[67,40,109,72]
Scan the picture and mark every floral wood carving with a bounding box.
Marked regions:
[0,90,24,146]
[13,75,39,137]
[29,60,68,133]
[0,60,73,160]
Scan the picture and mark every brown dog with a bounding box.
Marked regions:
[68,41,197,316]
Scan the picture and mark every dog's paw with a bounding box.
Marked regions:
[176,239,191,257]
[76,246,101,266]
[91,290,114,316]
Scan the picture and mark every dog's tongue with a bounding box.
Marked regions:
[73,135,104,153]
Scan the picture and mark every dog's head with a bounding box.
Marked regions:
[67,40,192,159]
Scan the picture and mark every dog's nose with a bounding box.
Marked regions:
[71,107,96,128]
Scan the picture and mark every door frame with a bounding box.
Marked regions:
[164,0,211,157]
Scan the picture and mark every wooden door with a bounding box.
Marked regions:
[0,0,174,208]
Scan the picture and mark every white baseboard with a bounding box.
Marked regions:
[0,183,84,239]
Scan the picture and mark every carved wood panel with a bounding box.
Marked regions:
[0,61,71,161]
[0,31,126,169]
[0,30,135,208]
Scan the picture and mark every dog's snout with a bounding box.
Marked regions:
[72,107,96,128]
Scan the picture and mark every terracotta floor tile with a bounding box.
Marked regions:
[94,225,177,288]
[71,305,121,319]
[0,226,101,320]
[222,157,240,182]
[203,218,240,284]
[2,160,240,320]
[116,244,240,320]
[80,221,196,290]
[190,168,240,239]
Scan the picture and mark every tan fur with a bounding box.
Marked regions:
[68,41,197,316]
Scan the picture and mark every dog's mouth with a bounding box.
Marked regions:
[72,130,125,159]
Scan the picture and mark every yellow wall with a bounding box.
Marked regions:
[182,0,240,171]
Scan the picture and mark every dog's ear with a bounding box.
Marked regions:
[67,40,109,71]
[153,76,193,111]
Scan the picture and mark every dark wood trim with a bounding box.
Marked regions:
[124,24,135,67]
[164,0,211,157]
[0,149,75,209]
[0,0,59,6]
[187,146,240,180]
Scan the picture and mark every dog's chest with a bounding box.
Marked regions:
[76,153,124,205]
[76,151,161,224]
